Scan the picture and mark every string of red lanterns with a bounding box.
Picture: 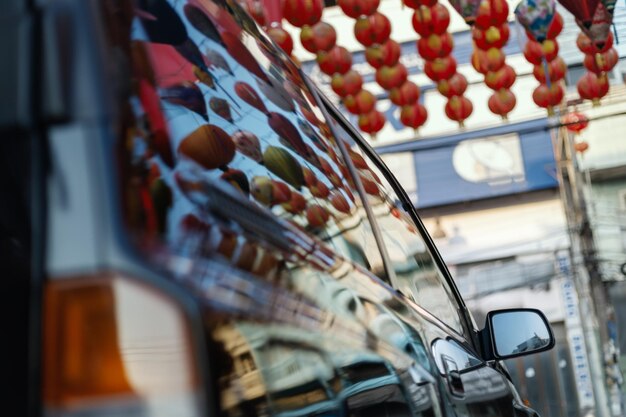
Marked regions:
[338,0,427,133]
[470,0,517,119]
[517,10,566,116]
[411,1,472,127]
[576,36,615,105]
[275,0,386,137]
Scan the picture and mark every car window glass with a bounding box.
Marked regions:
[104,0,387,280]
[432,339,483,375]
[323,115,464,335]
[99,2,445,416]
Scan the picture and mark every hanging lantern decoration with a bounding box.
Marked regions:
[375,64,409,89]
[404,0,438,8]
[331,70,364,97]
[562,111,590,135]
[445,96,473,127]
[340,1,424,130]
[574,141,590,153]
[209,97,234,123]
[411,3,450,36]
[358,110,386,138]
[338,0,380,19]
[410,0,470,124]
[577,72,610,105]
[417,32,454,60]
[532,57,567,83]
[514,0,556,43]
[583,48,618,75]
[263,146,305,189]
[472,24,510,49]
[161,82,208,120]
[557,0,600,28]
[424,56,457,81]
[437,73,468,98]
[532,83,564,115]
[576,29,613,105]
[517,5,567,116]
[232,130,263,163]
[461,0,517,118]
[354,12,392,47]
[475,0,509,29]
[471,47,506,73]
[282,0,324,27]
[178,124,236,170]
[317,46,353,75]
[344,90,377,115]
[300,22,337,54]
[390,81,421,106]
[488,89,517,120]
[365,40,402,69]
[523,40,559,65]
[577,3,613,49]
[485,64,516,90]
[577,31,614,54]
[400,103,428,132]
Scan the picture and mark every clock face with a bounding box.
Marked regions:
[452,135,525,183]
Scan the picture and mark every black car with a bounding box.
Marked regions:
[3,0,554,416]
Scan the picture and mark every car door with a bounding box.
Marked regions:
[315,100,535,417]
[103,1,450,416]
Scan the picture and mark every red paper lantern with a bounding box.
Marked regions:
[400,103,428,130]
[365,40,401,69]
[375,64,409,90]
[563,112,590,134]
[577,72,610,105]
[523,40,559,65]
[425,56,457,81]
[547,12,564,40]
[574,141,589,153]
[354,12,392,47]
[417,32,454,60]
[390,81,421,106]
[583,48,619,75]
[437,73,468,98]
[179,125,235,170]
[317,46,352,75]
[344,90,376,115]
[358,110,386,136]
[266,26,294,56]
[475,0,509,29]
[532,83,564,115]
[445,96,473,127]
[331,70,363,97]
[338,0,380,19]
[488,89,516,119]
[471,47,505,74]
[472,24,510,50]
[300,22,337,54]
[532,57,567,83]
[577,32,614,54]
[558,0,599,28]
[411,4,450,36]
[485,64,516,90]
[283,0,324,27]
[403,0,437,8]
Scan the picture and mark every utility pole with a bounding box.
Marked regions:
[553,124,613,417]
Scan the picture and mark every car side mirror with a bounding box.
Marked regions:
[479,309,555,360]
